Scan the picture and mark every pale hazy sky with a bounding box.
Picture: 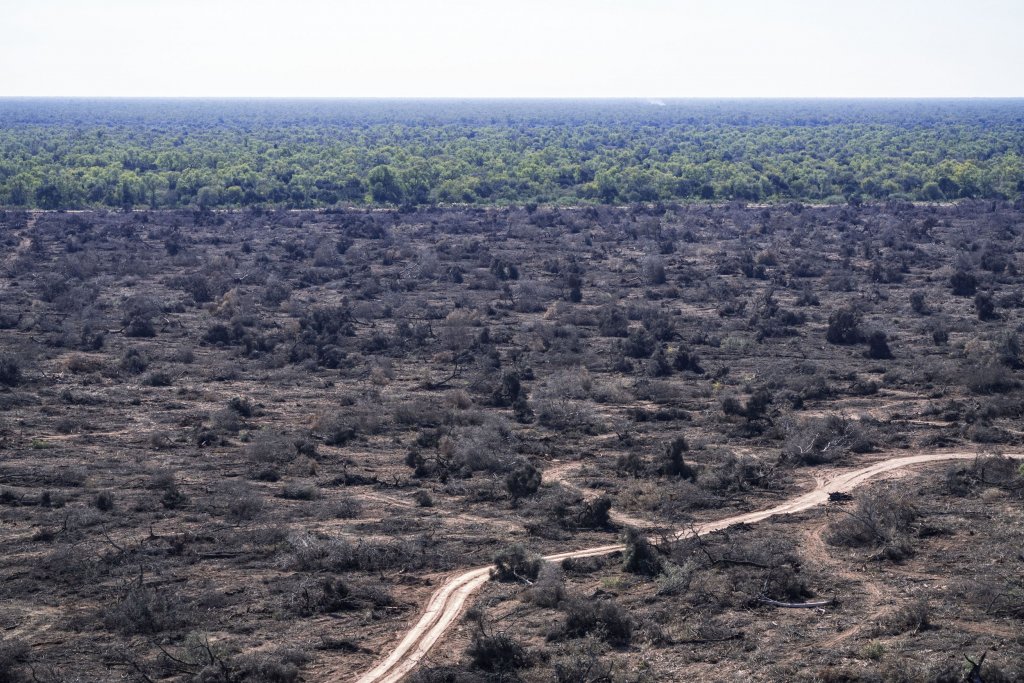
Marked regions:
[1,0,1021,97]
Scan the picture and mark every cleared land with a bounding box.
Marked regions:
[1,201,1023,682]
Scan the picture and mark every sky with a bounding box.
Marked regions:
[0,0,1021,98]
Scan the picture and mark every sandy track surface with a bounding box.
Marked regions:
[348,451,1020,683]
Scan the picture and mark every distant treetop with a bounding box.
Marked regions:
[0,98,1021,209]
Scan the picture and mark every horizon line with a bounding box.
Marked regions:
[2,95,1024,101]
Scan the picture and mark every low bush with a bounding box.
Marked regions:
[525,563,566,608]
[160,483,188,509]
[825,307,863,344]
[553,636,611,683]
[229,647,310,683]
[410,667,482,683]
[278,484,319,501]
[946,454,1023,496]
[950,270,977,296]
[556,599,633,646]
[492,545,542,583]
[965,363,1019,394]
[227,395,255,417]
[865,330,893,359]
[0,355,23,387]
[247,431,299,466]
[621,527,661,576]
[143,370,173,387]
[467,632,529,672]
[292,577,394,616]
[118,348,148,375]
[782,415,873,465]
[284,531,432,572]
[0,638,29,683]
[505,461,542,499]
[539,487,614,531]
[103,584,191,636]
[872,600,931,635]
[826,485,919,560]
[700,453,782,493]
[94,491,114,512]
[659,436,696,479]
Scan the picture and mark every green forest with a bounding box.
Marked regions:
[1,98,1023,209]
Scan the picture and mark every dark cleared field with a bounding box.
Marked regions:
[1,201,1023,682]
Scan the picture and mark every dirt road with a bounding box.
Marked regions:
[349,451,1020,683]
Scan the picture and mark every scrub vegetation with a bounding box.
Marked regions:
[2,199,1024,681]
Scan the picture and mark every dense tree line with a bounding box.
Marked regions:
[1,98,1022,209]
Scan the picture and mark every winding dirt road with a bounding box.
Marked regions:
[350,451,1021,683]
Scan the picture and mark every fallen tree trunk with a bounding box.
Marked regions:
[757,596,836,609]
[673,632,744,645]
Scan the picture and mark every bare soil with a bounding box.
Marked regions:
[1,202,1023,682]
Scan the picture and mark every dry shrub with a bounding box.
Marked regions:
[316,406,385,445]
[319,495,362,519]
[700,452,782,493]
[102,583,193,636]
[782,415,873,465]
[283,531,432,572]
[65,353,103,374]
[443,422,518,475]
[525,563,566,608]
[246,430,297,466]
[825,484,919,560]
[533,397,601,433]
[466,631,529,672]
[0,638,29,683]
[392,398,444,427]
[491,545,541,583]
[554,599,632,646]
[410,667,482,683]
[871,600,931,635]
[227,647,310,683]
[290,577,393,616]
[665,527,811,608]
[553,635,610,683]
[947,454,1023,497]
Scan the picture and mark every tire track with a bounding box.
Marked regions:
[348,451,1020,683]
